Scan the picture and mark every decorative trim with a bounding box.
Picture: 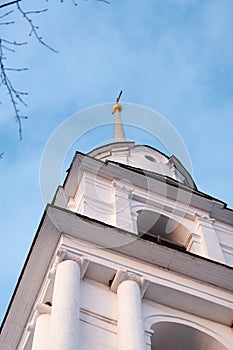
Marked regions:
[195,212,215,224]
[27,303,51,332]
[220,243,233,254]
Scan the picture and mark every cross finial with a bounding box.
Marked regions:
[116,90,122,103]
[112,90,123,114]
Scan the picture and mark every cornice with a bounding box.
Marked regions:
[47,205,233,290]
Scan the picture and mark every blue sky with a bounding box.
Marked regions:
[0,0,233,322]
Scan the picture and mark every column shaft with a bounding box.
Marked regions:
[117,279,145,350]
[32,313,50,350]
[48,259,81,350]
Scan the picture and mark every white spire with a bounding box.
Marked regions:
[112,91,126,142]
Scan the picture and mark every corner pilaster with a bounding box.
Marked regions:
[195,213,225,263]
[113,179,136,233]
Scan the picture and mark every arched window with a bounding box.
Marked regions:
[151,322,227,350]
[137,210,191,251]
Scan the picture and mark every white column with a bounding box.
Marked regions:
[48,250,88,350]
[30,304,51,350]
[111,270,149,350]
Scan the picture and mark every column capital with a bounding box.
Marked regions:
[49,248,89,280]
[113,179,135,194]
[194,212,215,225]
[111,269,149,297]
[28,303,51,333]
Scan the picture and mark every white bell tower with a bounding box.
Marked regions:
[1,100,233,350]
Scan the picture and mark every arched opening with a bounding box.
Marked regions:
[151,322,227,350]
[137,210,191,251]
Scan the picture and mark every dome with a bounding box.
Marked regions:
[88,141,196,189]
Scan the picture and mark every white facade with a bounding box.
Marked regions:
[1,105,233,349]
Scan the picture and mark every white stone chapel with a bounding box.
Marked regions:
[1,101,233,349]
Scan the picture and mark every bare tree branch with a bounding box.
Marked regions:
[0,2,57,139]
[16,2,58,53]
[0,10,14,18]
[0,0,21,10]
[0,38,28,140]
[0,0,110,140]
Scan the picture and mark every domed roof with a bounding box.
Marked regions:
[88,141,196,189]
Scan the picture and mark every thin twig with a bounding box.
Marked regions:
[0,10,14,18]
[71,0,78,6]
[1,38,27,46]
[0,20,14,25]
[1,44,15,52]
[16,2,58,53]
[96,0,110,4]
[0,39,28,140]
[5,67,28,71]
[24,9,48,15]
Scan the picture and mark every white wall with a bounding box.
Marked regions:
[79,279,117,349]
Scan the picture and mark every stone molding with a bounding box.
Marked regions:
[48,248,89,280]
[82,194,115,213]
[145,328,154,348]
[111,269,149,297]
[67,197,76,210]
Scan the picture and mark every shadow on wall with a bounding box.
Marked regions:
[137,210,191,251]
[151,322,227,350]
